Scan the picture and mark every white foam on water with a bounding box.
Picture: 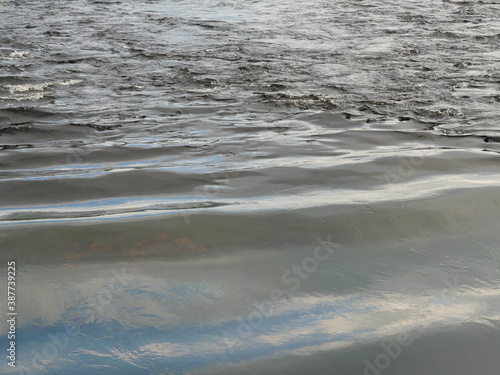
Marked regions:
[2,79,83,100]
[57,79,84,86]
[5,82,50,93]
[4,79,83,93]
[9,50,29,59]
[10,92,46,101]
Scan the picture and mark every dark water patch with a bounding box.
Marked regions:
[0,107,66,122]
[0,123,33,134]
[68,123,122,132]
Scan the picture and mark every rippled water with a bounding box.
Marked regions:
[1,0,500,374]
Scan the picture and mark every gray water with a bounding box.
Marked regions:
[1,0,500,374]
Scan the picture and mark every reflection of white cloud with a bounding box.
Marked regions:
[13,263,500,332]
[71,349,113,358]
[107,284,499,366]
[139,343,194,358]
[212,286,500,359]
[93,283,500,373]
[10,260,500,369]
[107,347,142,367]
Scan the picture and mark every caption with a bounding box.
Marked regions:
[7,260,16,368]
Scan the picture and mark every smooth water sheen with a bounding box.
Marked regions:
[1,0,500,374]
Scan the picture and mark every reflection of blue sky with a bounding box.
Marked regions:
[2,173,500,226]
[10,261,500,374]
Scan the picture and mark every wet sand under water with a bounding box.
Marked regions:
[1,0,500,374]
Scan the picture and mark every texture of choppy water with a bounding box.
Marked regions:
[1,0,500,374]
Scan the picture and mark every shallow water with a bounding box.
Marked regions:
[1,0,500,374]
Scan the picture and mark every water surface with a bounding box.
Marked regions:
[1,0,500,374]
